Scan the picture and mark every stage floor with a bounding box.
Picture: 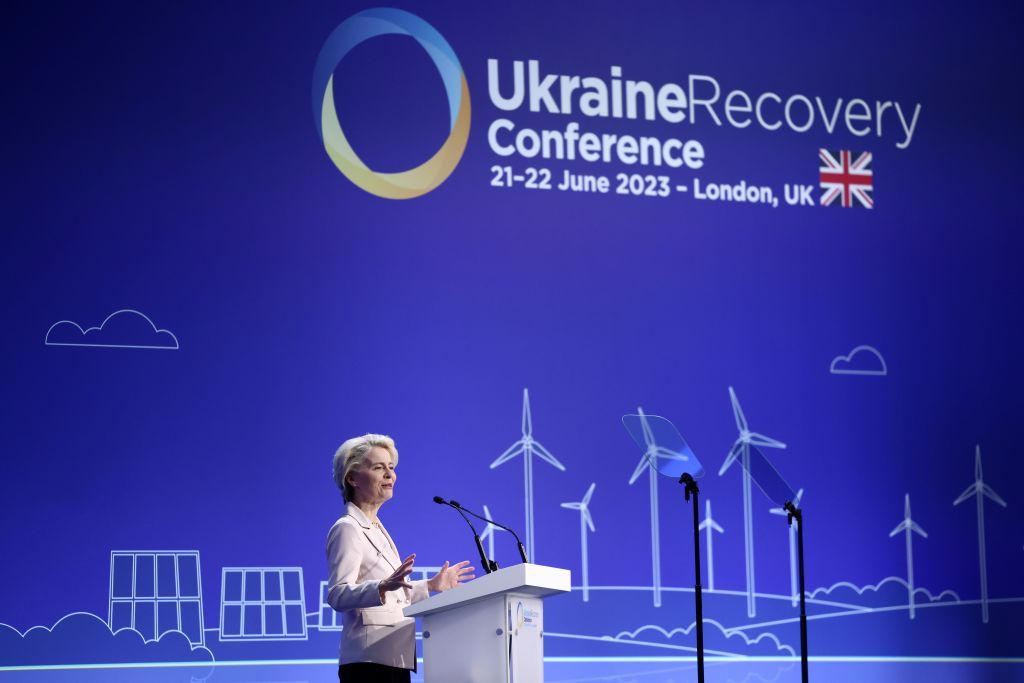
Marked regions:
[2,659,1021,682]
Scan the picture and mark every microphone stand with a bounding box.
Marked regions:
[784,501,809,683]
[451,500,529,566]
[680,473,705,683]
[433,497,492,574]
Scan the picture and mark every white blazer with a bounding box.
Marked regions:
[325,502,429,669]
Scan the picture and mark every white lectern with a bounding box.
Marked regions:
[404,563,570,683]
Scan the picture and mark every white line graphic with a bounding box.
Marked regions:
[829,345,887,376]
[888,493,928,619]
[45,309,180,349]
[490,388,565,562]
[561,483,597,601]
[953,445,1007,623]
[719,387,787,618]
[770,488,804,607]
[627,408,690,607]
[478,504,507,563]
[699,499,725,592]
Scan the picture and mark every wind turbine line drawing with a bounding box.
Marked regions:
[490,388,566,562]
[627,407,691,607]
[719,386,787,618]
[953,445,1006,624]
[889,493,928,619]
[770,488,805,607]
[699,499,725,592]
[561,483,597,602]
[478,504,507,564]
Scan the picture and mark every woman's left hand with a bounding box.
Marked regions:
[427,560,475,593]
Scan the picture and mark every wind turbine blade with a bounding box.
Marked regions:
[793,488,804,507]
[479,526,493,541]
[769,506,786,516]
[483,505,492,518]
[561,502,582,510]
[729,386,748,432]
[628,454,650,484]
[747,432,787,449]
[522,388,532,437]
[532,440,567,471]
[582,482,596,505]
[889,521,908,537]
[583,508,596,532]
[953,483,978,506]
[981,484,1007,507]
[490,442,525,468]
[718,440,744,476]
[654,446,688,461]
[638,407,655,447]
[910,521,928,538]
[709,520,724,533]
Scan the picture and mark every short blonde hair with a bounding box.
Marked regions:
[332,434,399,502]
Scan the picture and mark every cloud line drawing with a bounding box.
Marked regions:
[829,345,887,376]
[0,612,213,666]
[45,309,179,349]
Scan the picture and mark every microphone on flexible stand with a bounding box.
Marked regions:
[450,500,529,565]
[433,496,493,574]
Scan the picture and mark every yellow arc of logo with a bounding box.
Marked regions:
[320,74,471,200]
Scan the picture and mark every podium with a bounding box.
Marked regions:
[404,563,570,683]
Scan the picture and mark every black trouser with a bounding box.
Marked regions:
[338,662,412,682]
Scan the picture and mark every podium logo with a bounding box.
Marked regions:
[312,8,471,199]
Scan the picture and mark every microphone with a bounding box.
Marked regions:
[433,496,492,574]
[450,500,529,565]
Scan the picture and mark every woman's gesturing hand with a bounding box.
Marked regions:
[378,553,416,602]
[427,560,475,593]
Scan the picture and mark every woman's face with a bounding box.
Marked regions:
[348,446,397,506]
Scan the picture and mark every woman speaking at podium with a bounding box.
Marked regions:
[326,434,475,682]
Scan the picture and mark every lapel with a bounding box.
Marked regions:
[346,502,400,571]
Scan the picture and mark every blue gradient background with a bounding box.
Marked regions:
[2,0,1022,667]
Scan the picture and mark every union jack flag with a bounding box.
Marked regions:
[819,149,873,208]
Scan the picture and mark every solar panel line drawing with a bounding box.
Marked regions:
[953,445,1007,623]
[490,388,566,562]
[770,488,805,607]
[478,504,507,564]
[718,386,787,618]
[699,499,725,592]
[317,581,342,631]
[219,567,308,641]
[560,482,597,602]
[888,493,928,619]
[108,550,205,646]
[627,407,690,608]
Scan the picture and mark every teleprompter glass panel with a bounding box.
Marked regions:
[244,571,262,601]
[744,445,797,506]
[622,412,704,479]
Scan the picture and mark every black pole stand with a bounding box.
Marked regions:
[680,473,705,683]
[784,501,809,683]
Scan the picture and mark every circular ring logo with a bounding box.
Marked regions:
[312,8,471,200]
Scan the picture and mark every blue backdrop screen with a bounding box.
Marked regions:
[2,1,1022,679]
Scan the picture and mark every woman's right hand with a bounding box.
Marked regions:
[378,553,416,602]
